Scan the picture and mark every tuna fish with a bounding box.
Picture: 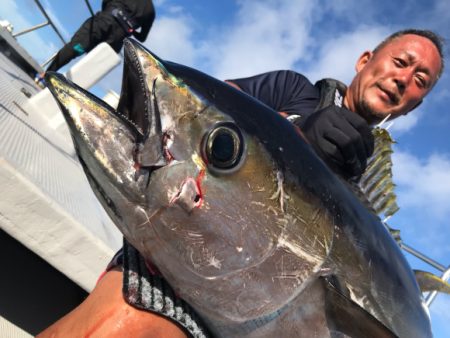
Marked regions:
[46,38,432,337]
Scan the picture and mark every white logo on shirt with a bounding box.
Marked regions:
[334,89,343,107]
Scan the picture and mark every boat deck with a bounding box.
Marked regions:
[0,50,122,291]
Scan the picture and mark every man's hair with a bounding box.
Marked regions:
[373,29,445,78]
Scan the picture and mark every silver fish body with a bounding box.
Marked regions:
[46,39,432,337]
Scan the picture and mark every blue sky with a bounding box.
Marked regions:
[1,0,449,336]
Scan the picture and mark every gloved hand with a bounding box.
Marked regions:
[300,105,374,179]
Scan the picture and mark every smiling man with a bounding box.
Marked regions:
[228,29,444,179]
[345,31,443,125]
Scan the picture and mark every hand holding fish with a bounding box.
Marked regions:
[301,105,374,178]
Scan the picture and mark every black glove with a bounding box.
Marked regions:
[300,105,374,179]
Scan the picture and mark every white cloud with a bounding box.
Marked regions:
[208,0,317,79]
[153,0,169,7]
[305,26,389,84]
[323,0,379,24]
[142,0,319,79]
[392,151,450,220]
[144,14,198,67]
[142,1,393,86]
[389,109,421,133]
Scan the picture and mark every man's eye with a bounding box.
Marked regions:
[415,75,427,88]
[394,58,407,67]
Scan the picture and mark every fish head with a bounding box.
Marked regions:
[46,39,335,322]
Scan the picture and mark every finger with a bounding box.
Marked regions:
[319,137,345,166]
[339,107,367,129]
[323,127,365,176]
[313,137,348,176]
[339,108,374,157]
[331,115,371,162]
[323,127,355,162]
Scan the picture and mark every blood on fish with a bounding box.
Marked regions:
[195,169,205,208]
[169,170,204,210]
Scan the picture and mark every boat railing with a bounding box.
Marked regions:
[11,0,95,68]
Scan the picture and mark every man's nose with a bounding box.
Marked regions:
[394,70,413,92]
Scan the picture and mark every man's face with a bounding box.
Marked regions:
[346,34,442,125]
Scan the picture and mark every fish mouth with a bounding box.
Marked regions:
[119,39,170,173]
[44,39,172,206]
[131,78,174,180]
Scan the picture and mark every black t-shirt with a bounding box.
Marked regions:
[227,70,320,126]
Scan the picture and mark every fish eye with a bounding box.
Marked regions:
[204,123,244,172]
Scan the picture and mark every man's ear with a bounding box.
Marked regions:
[355,51,373,73]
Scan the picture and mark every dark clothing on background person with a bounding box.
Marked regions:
[46,0,155,72]
[103,0,155,42]
[228,70,320,127]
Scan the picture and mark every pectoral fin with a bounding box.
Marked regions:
[324,279,398,338]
